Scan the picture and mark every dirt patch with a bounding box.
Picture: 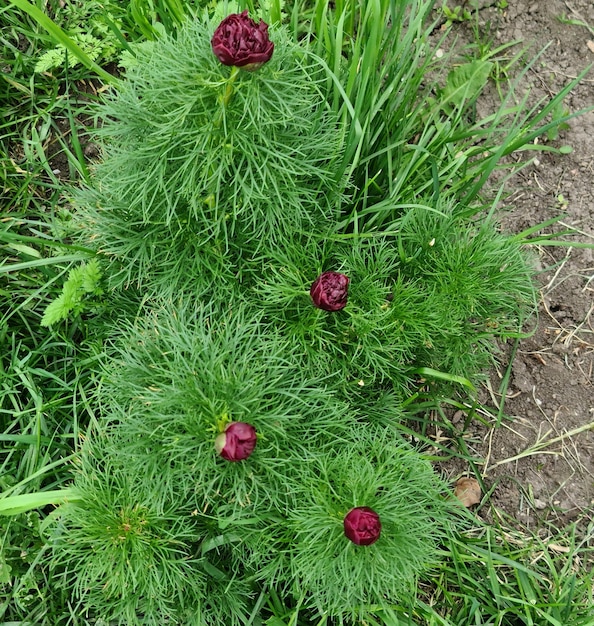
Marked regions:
[439,0,594,529]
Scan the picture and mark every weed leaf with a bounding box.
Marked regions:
[443,60,494,109]
[41,259,102,326]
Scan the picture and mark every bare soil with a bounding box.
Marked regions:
[442,0,594,531]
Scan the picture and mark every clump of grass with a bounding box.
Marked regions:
[420,519,594,626]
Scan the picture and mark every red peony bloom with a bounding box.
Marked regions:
[211,11,274,69]
[215,421,257,462]
[343,506,381,546]
[310,271,350,312]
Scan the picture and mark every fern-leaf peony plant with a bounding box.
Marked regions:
[49,299,458,623]
[44,3,543,624]
[73,15,346,293]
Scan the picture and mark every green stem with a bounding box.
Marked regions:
[214,66,241,128]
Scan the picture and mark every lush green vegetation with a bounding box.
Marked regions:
[1,0,593,624]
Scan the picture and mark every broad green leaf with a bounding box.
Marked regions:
[0,557,12,584]
[413,367,476,391]
[442,60,494,109]
[0,488,82,516]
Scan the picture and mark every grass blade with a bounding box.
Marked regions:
[0,488,82,516]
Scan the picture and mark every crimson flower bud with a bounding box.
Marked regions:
[310,271,350,311]
[211,11,274,69]
[343,506,381,546]
[215,422,257,462]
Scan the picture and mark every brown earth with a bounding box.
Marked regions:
[439,0,594,531]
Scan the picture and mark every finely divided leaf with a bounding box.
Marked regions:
[41,260,102,327]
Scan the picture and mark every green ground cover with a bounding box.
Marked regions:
[1,1,593,624]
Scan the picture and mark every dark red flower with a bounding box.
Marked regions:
[343,507,381,546]
[215,422,257,462]
[310,272,350,312]
[211,11,274,69]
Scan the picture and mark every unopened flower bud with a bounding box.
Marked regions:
[211,11,274,69]
[215,421,257,462]
[310,271,350,312]
[343,506,381,546]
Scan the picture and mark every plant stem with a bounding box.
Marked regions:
[214,65,241,128]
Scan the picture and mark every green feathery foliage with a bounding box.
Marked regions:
[242,425,457,620]
[252,231,437,395]
[95,299,355,513]
[49,447,208,624]
[73,17,346,292]
[396,202,537,378]
[251,197,535,395]
[3,0,593,624]
[48,300,456,621]
[49,437,255,625]
[40,259,103,326]
[33,0,123,74]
